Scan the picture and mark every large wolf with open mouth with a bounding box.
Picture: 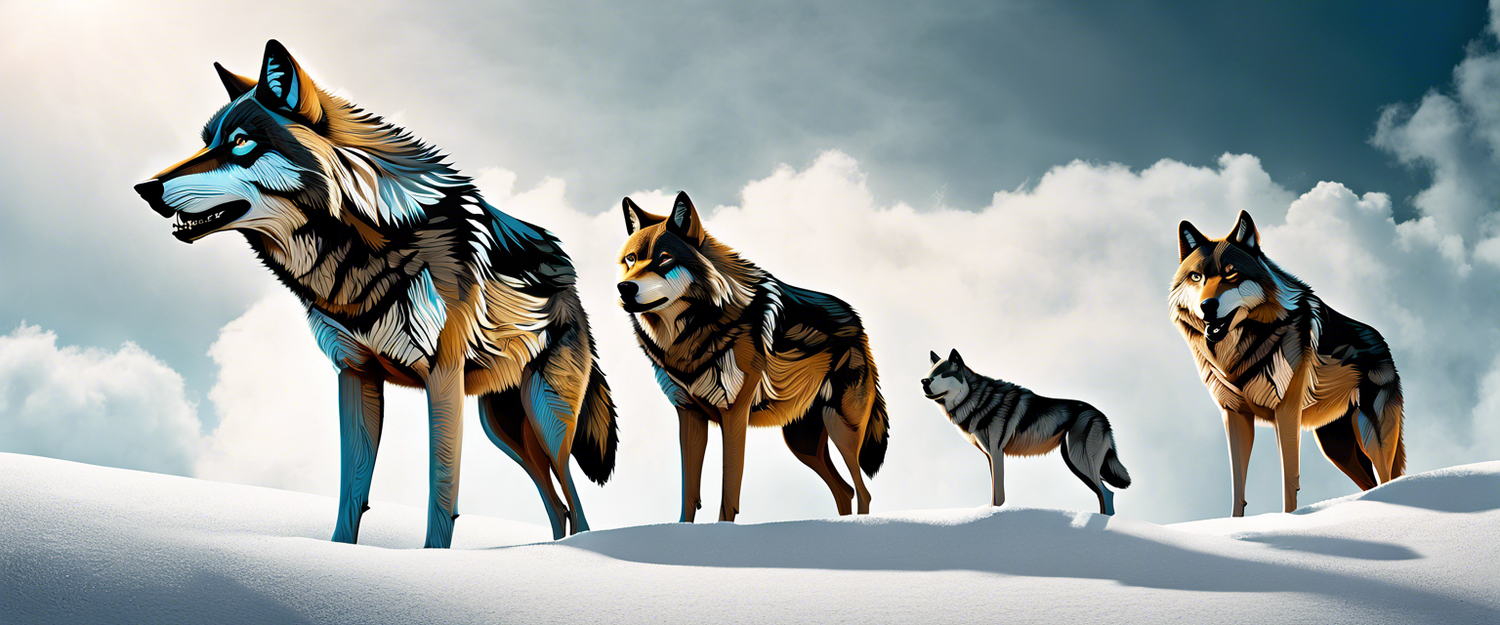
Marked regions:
[134,40,618,547]
[1172,211,1405,516]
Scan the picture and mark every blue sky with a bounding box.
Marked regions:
[1,0,1497,527]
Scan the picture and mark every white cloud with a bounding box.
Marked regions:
[0,325,202,475]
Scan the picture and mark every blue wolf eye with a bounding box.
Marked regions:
[231,136,257,156]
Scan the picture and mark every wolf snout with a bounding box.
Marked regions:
[617,281,638,301]
[921,378,932,393]
[134,179,174,218]
[1200,298,1219,320]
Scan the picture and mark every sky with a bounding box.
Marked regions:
[1,0,1498,529]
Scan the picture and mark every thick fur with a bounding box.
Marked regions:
[618,192,889,521]
[923,350,1130,515]
[135,40,617,546]
[1173,211,1405,516]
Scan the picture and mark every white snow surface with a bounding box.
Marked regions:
[2,453,1497,624]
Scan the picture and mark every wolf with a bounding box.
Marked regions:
[1173,211,1405,516]
[133,40,618,547]
[616,192,890,521]
[922,349,1131,515]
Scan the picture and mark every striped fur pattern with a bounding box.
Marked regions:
[1173,211,1405,516]
[923,350,1131,515]
[134,40,618,546]
[617,192,890,521]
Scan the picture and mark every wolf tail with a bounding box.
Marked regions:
[859,390,890,477]
[571,343,619,485]
[1101,446,1131,489]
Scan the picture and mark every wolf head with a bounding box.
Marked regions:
[615,191,753,316]
[1172,211,1296,346]
[922,349,971,412]
[134,40,463,245]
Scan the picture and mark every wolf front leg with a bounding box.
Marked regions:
[678,406,710,523]
[1223,408,1255,517]
[333,367,384,544]
[719,405,750,522]
[990,450,1006,507]
[424,361,465,548]
[1274,361,1313,513]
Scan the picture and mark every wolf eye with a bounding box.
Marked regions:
[658,252,673,263]
[623,253,636,267]
[1224,272,1240,282]
[230,135,257,156]
[1189,272,1203,282]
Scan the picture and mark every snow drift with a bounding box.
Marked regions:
[1,452,1497,624]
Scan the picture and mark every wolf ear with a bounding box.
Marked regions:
[214,62,256,100]
[666,191,706,245]
[930,350,941,364]
[254,39,323,125]
[1179,220,1208,261]
[622,197,666,235]
[1227,210,1259,253]
[947,349,964,368]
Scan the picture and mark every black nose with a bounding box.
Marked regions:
[617,281,638,299]
[1200,298,1219,320]
[921,378,931,391]
[134,179,173,218]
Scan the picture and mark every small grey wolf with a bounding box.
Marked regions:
[133,40,618,547]
[922,349,1131,515]
[616,192,890,521]
[1173,211,1405,516]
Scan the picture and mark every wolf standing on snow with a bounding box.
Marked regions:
[133,40,618,547]
[922,350,1131,515]
[1173,211,1405,516]
[616,192,890,521]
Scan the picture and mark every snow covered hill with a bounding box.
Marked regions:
[1,452,1497,624]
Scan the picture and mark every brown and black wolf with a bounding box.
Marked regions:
[617,192,889,521]
[1173,211,1405,516]
[133,40,617,547]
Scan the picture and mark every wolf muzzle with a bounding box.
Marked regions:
[134,180,174,218]
[1200,298,1232,345]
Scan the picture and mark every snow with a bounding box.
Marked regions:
[2,453,1497,624]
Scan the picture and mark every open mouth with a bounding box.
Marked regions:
[172,200,250,243]
[621,297,668,314]
[1204,316,1234,345]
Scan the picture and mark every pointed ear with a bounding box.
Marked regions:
[947,349,964,368]
[622,197,666,235]
[1227,210,1259,253]
[1179,220,1208,261]
[214,62,256,100]
[666,191,705,245]
[930,350,941,364]
[254,39,323,125]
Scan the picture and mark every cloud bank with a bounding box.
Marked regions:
[0,326,201,475]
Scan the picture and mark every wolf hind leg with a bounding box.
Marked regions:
[1314,410,1377,491]
[1059,435,1108,515]
[783,415,854,516]
[479,390,570,540]
[824,409,871,514]
[553,451,589,534]
[334,368,384,544]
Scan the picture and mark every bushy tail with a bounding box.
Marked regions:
[1102,447,1131,489]
[571,357,619,485]
[859,391,889,477]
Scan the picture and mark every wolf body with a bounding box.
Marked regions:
[134,40,617,547]
[922,350,1131,515]
[616,192,889,521]
[1173,211,1405,516]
